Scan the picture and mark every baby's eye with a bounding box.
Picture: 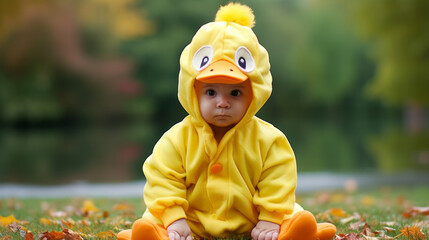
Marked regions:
[206,89,216,96]
[231,90,241,97]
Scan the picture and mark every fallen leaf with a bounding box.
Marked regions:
[361,196,376,206]
[39,230,66,240]
[383,226,396,233]
[113,203,134,211]
[24,232,35,240]
[8,222,21,233]
[40,218,53,225]
[0,236,12,240]
[96,230,116,238]
[349,221,365,231]
[63,229,83,240]
[380,221,397,227]
[328,208,349,218]
[335,233,360,240]
[398,226,426,239]
[0,215,18,227]
[49,211,68,218]
[82,200,99,216]
[362,223,374,237]
[340,212,361,224]
[402,206,429,218]
[61,218,75,228]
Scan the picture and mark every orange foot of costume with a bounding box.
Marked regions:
[117,219,168,240]
[279,211,336,240]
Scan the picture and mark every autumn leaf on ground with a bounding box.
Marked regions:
[61,218,75,228]
[0,236,12,240]
[96,230,116,239]
[402,206,429,218]
[328,208,350,218]
[7,222,21,233]
[396,226,426,240]
[24,232,35,240]
[39,230,66,240]
[63,229,83,240]
[335,232,360,240]
[0,215,18,227]
[82,200,99,216]
[40,218,54,225]
[113,203,134,211]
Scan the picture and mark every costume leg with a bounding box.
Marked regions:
[278,210,336,240]
[117,229,132,240]
[117,218,169,240]
[316,222,337,240]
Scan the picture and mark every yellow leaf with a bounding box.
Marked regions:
[96,230,116,238]
[40,218,53,225]
[0,215,18,227]
[113,203,134,211]
[328,208,349,218]
[82,200,99,214]
[361,195,376,206]
[399,226,426,239]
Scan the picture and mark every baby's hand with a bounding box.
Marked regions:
[167,219,192,240]
[251,220,280,240]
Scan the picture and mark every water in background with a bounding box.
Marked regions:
[1,117,428,185]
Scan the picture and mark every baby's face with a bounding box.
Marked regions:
[194,80,253,128]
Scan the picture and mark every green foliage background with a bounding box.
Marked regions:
[0,0,428,183]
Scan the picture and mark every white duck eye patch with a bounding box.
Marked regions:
[192,45,213,71]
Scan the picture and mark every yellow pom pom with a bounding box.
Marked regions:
[215,2,255,28]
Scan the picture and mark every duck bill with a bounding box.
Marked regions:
[196,60,248,84]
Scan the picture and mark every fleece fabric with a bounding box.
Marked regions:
[142,19,300,238]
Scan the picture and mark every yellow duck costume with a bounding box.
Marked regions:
[118,3,336,240]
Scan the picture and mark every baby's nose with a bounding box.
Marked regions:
[217,96,230,108]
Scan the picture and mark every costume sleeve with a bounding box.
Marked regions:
[143,134,188,227]
[253,134,297,224]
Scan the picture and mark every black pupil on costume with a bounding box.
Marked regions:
[239,57,246,69]
[200,56,209,68]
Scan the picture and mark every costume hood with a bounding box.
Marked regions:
[178,3,272,129]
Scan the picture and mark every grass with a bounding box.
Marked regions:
[0,186,428,239]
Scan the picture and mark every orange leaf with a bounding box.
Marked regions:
[40,218,53,225]
[0,215,18,227]
[399,226,426,239]
[39,230,66,240]
[328,208,349,218]
[334,233,360,240]
[402,206,429,218]
[62,229,83,240]
[96,230,116,238]
[61,218,75,228]
[82,200,99,216]
[113,203,134,211]
[24,232,35,240]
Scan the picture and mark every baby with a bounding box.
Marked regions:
[118,3,336,240]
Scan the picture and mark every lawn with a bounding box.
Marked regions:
[0,186,428,239]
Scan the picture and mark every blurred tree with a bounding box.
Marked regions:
[351,0,429,131]
[0,0,148,124]
[122,0,230,134]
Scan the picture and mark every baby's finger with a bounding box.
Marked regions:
[251,228,260,240]
[271,232,279,240]
[168,232,179,240]
[258,231,266,240]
